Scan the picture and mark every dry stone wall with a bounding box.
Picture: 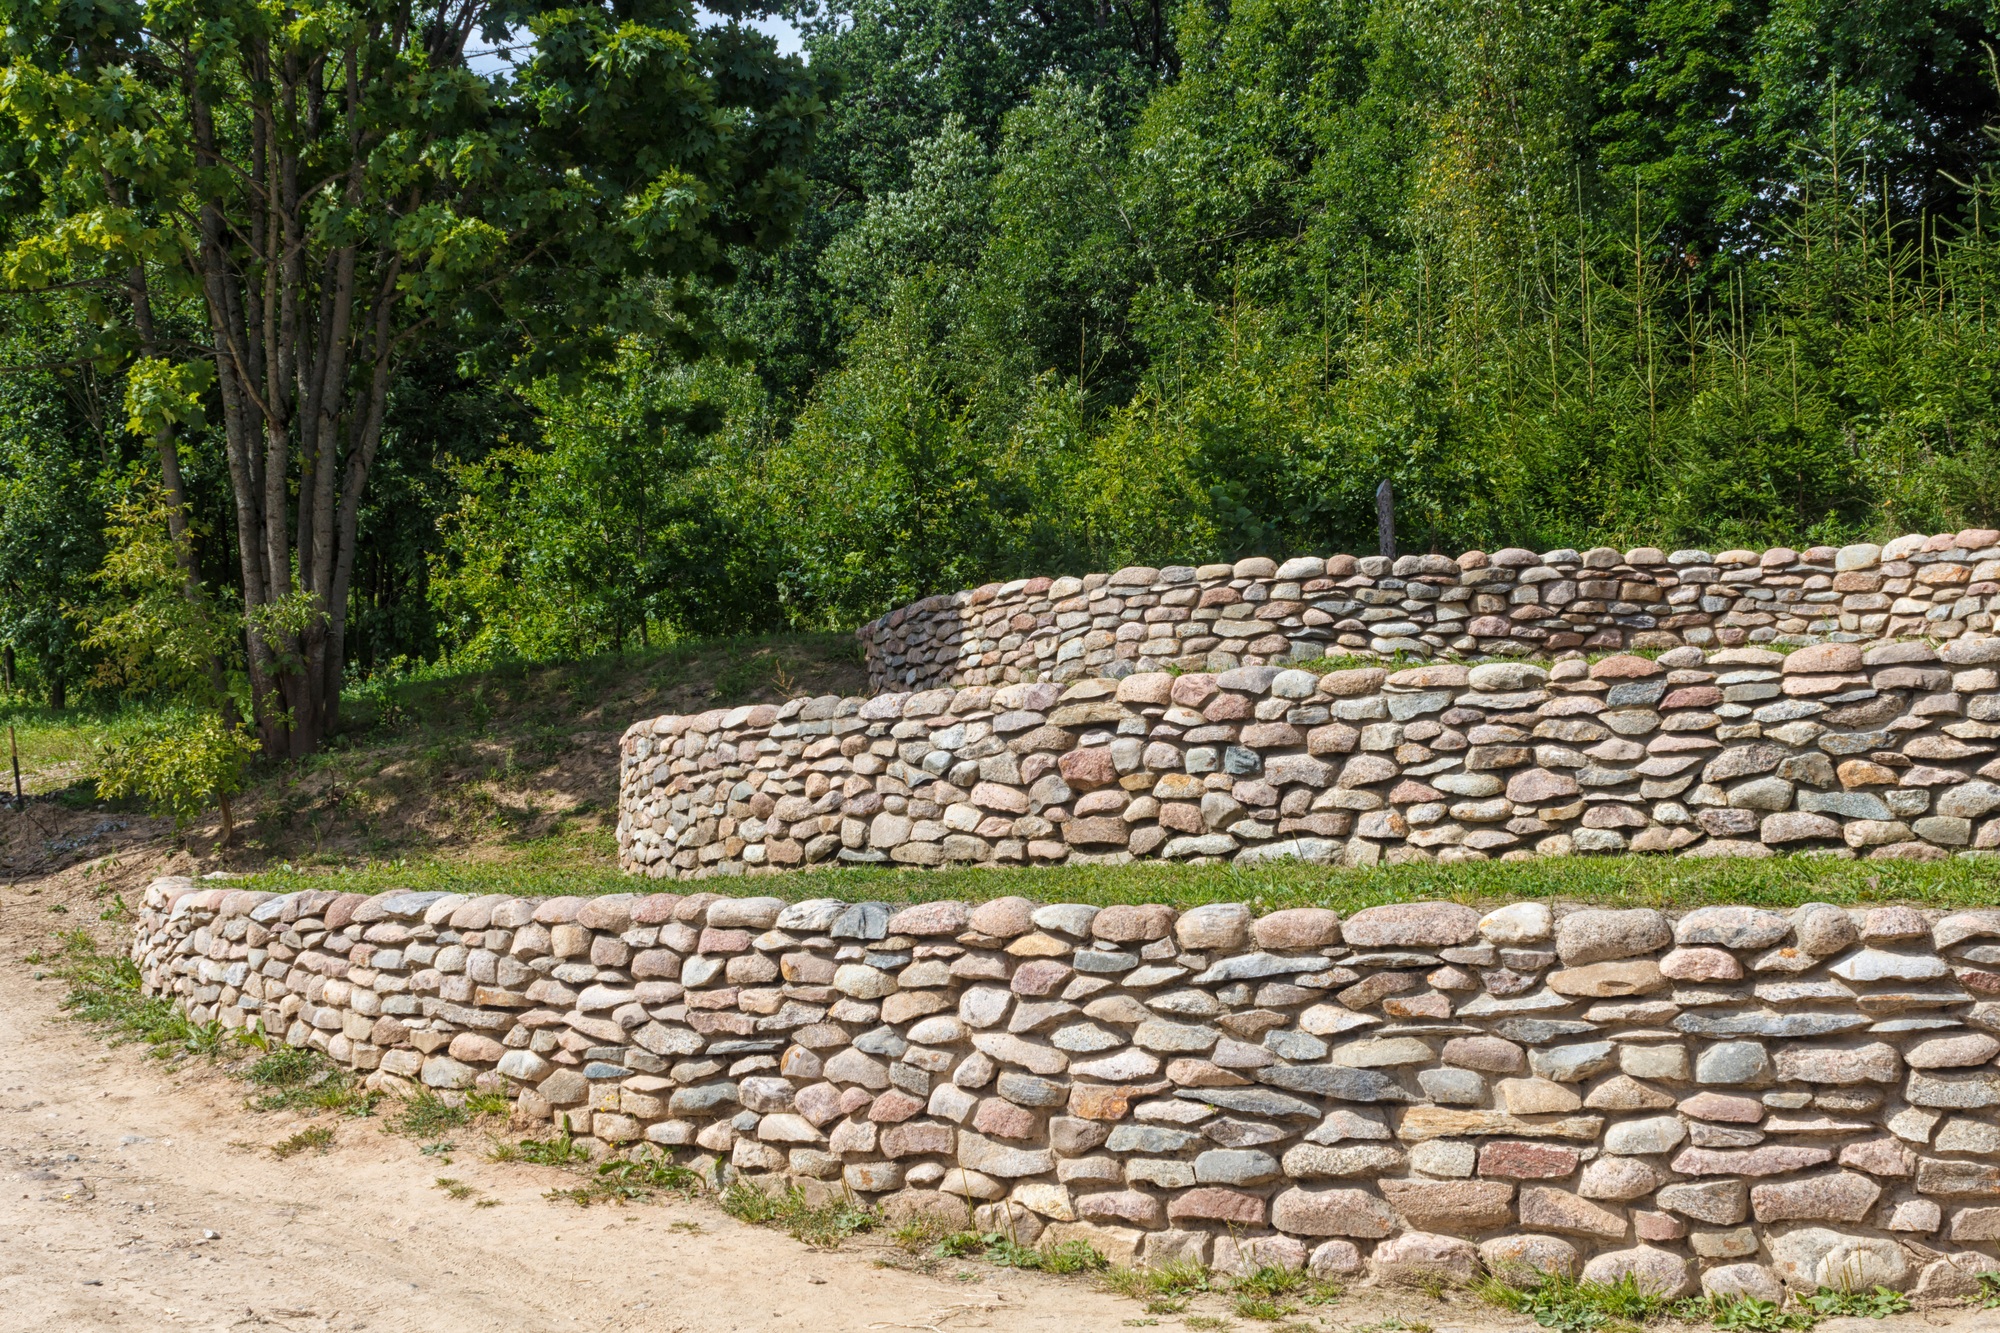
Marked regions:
[134,881,2000,1300]
[618,639,2000,880]
[858,531,2000,693]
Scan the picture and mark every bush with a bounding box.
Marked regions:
[94,709,259,844]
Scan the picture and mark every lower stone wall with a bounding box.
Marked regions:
[618,639,2000,880]
[136,879,2000,1299]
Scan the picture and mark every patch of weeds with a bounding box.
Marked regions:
[270,1126,335,1159]
[721,1179,878,1248]
[1104,1260,1212,1313]
[1185,1317,1234,1332]
[547,1178,647,1207]
[1479,1273,1666,1333]
[1977,1273,2000,1310]
[596,1150,704,1197]
[891,1216,956,1254]
[463,1090,510,1118]
[669,1221,703,1234]
[244,1045,378,1116]
[1799,1287,1909,1319]
[46,930,246,1061]
[420,1140,456,1162]
[923,1230,1107,1274]
[435,1176,475,1200]
[490,1115,592,1166]
[1231,1294,1298,1321]
[472,1198,500,1208]
[1224,1266,1341,1320]
[1354,1320,1432,1333]
[387,1090,473,1139]
[1684,1295,1817,1332]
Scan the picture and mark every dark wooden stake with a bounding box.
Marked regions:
[8,724,20,811]
[1375,479,1395,559]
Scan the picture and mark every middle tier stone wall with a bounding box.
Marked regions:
[617,640,2000,881]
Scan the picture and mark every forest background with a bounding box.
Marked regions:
[7,0,2000,729]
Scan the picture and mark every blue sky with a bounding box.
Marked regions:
[465,10,802,76]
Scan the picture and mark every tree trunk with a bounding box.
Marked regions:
[184,45,395,761]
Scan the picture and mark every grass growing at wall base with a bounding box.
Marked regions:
[232,849,2000,910]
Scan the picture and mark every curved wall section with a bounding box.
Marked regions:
[134,880,2000,1299]
[857,532,2000,693]
[618,640,2000,881]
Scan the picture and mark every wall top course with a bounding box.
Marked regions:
[856,532,2000,694]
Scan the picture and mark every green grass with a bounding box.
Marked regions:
[1103,1259,1215,1313]
[234,848,2000,910]
[718,1179,879,1247]
[1797,1286,1910,1319]
[243,1044,380,1115]
[490,1115,595,1166]
[1478,1272,1670,1333]
[39,928,240,1059]
[270,1125,336,1158]
[920,1229,1107,1274]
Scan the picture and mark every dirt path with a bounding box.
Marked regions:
[0,871,1158,1333]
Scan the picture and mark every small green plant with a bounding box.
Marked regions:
[597,1150,703,1196]
[387,1090,473,1139]
[435,1176,475,1200]
[1479,1272,1667,1333]
[490,1115,592,1166]
[720,1179,879,1247]
[1799,1286,1909,1319]
[1232,1294,1297,1321]
[1976,1272,2000,1310]
[1185,1317,1234,1332]
[1104,1259,1213,1312]
[270,1126,334,1158]
[1702,1295,1816,1332]
[243,1046,377,1116]
[92,709,259,845]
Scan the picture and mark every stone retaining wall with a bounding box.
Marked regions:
[858,532,2000,693]
[134,881,2000,1300]
[617,639,2000,880]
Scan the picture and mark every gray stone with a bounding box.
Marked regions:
[1695,1041,1772,1085]
[1530,1042,1616,1083]
[1674,1011,1870,1038]
[1674,907,1792,949]
[1556,910,1672,965]
[1259,1064,1414,1102]
[1194,1149,1282,1186]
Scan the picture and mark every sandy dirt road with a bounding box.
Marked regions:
[0,888,1155,1333]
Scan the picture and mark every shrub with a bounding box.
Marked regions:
[94,709,258,844]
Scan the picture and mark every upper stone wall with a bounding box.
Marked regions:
[858,532,2000,693]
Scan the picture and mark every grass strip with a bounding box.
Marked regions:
[233,849,2000,910]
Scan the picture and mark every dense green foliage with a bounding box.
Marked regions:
[432,0,2000,653]
[4,0,2000,707]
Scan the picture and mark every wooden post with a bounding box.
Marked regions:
[1375,479,1395,560]
[8,724,20,811]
